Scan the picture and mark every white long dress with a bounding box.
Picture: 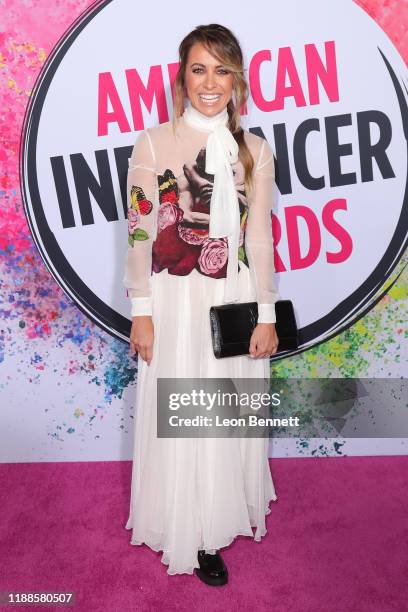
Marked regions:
[123,111,279,575]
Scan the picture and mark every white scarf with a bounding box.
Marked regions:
[182,100,241,303]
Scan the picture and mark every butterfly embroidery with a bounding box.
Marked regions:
[127,185,153,246]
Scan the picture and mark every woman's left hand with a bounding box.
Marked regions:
[249,323,279,359]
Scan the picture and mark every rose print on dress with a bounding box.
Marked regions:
[178,224,207,245]
[128,185,153,247]
[152,147,249,277]
[158,203,183,233]
[198,238,228,276]
[128,207,140,234]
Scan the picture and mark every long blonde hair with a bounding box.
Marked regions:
[172,24,255,198]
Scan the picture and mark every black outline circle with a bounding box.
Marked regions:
[20,0,408,352]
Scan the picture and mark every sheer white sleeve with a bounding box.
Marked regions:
[245,138,280,324]
[122,130,157,317]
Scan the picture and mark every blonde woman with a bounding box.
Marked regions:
[123,23,279,586]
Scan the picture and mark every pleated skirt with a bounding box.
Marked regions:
[125,261,277,575]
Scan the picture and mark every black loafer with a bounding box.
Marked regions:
[195,550,228,586]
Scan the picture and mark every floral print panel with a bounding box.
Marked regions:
[151,146,249,278]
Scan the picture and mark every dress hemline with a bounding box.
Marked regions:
[124,493,278,575]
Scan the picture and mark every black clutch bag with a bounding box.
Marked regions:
[209,300,298,359]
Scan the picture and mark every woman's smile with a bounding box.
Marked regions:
[184,42,234,116]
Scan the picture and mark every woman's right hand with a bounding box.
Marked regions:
[130,316,154,366]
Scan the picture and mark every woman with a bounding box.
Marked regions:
[123,23,279,586]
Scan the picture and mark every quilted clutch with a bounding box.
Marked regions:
[209,300,298,359]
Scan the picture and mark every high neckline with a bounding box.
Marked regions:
[179,98,241,303]
[181,99,229,133]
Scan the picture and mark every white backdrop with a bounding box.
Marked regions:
[1,0,407,461]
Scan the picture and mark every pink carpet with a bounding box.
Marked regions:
[1,456,407,611]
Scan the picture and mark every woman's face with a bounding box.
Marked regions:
[184,42,234,116]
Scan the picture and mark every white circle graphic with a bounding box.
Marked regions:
[22,0,408,352]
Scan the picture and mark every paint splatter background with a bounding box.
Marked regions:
[0,0,407,461]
